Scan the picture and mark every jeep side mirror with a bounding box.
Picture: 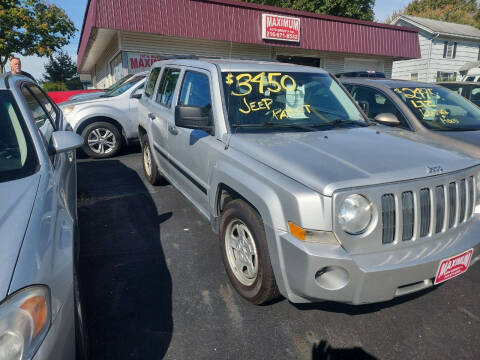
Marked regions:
[358,101,369,115]
[374,113,401,127]
[175,105,213,133]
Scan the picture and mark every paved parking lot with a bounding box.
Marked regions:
[77,148,480,360]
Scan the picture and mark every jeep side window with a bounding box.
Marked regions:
[156,68,180,107]
[351,85,410,129]
[145,68,161,98]
[178,71,211,108]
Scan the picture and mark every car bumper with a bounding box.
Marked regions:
[276,216,480,304]
[33,284,75,360]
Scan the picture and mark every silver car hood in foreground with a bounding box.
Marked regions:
[228,127,479,196]
[0,174,40,299]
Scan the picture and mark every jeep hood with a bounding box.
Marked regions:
[228,127,479,196]
[0,174,40,300]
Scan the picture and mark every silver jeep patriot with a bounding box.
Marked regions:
[137,59,480,305]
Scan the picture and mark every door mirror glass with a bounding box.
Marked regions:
[374,113,401,127]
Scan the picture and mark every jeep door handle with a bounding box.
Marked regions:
[168,125,178,135]
[148,112,156,120]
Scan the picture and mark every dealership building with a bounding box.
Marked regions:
[77,0,421,88]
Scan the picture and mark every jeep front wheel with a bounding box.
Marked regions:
[219,199,279,305]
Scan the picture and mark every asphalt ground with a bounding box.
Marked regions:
[77,147,480,360]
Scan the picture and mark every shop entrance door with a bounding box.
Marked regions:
[277,55,321,67]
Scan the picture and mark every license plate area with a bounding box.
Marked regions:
[434,249,474,285]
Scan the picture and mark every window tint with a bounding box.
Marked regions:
[349,85,409,129]
[21,86,56,145]
[470,86,480,106]
[156,68,180,107]
[179,71,211,108]
[0,90,38,182]
[27,85,58,127]
[145,68,161,98]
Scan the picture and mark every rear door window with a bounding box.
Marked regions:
[156,68,181,107]
[145,68,161,98]
[470,86,480,107]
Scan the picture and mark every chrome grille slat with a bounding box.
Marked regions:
[382,194,395,244]
[420,188,431,237]
[402,191,414,241]
[460,179,467,222]
[435,185,445,233]
[379,171,476,246]
[448,182,456,229]
[468,176,474,217]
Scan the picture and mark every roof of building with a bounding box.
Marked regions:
[78,0,421,72]
[394,15,480,39]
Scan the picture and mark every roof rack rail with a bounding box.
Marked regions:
[163,55,199,60]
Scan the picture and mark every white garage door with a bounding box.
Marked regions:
[344,58,385,72]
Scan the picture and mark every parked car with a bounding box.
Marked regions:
[138,58,480,305]
[335,70,386,78]
[438,81,480,107]
[68,71,148,102]
[60,74,146,158]
[341,78,480,158]
[0,73,86,359]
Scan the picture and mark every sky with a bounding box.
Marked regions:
[9,0,412,80]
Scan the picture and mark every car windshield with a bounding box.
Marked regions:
[0,90,38,182]
[102,76,146,98]
[221,71,366,132]
[392,86,480,131]
[104,74,135,92]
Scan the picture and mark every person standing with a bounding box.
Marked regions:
[8,57,37,82]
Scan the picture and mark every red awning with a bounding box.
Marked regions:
[78,0,420,70]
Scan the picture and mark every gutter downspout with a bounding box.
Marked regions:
[427,33,440,82]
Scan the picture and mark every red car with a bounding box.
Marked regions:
[46,89,101,104]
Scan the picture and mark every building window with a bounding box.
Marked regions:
[110,53,123,82]
[410,73,418,80]
[443,41,457,59]
[437,71,456,81]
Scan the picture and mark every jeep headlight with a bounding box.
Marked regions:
[338,194,373,235]
[0,286,51,360]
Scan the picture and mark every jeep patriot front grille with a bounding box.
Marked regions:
[381,176,475,244]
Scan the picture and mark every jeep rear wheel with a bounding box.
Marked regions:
[142,135,163,185]
[219,199,280,305]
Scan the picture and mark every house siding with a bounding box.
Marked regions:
[393,19,480,82]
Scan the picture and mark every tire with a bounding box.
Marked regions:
[142,135,163,185]
[219,199,280,305]
[81,122,122,159]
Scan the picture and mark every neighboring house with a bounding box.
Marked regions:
[392,15,480,82]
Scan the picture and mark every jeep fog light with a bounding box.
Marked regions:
[288,222,339,244]
[338,194,373,235]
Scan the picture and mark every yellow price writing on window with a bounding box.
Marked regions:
[225,72,297,96]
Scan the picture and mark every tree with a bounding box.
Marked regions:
[0,0,75,73]
[42,51,82,90]
[386,0,480,28]
[243,0,375,21]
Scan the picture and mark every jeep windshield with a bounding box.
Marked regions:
[392,86,480,131]
[221,71,367,132]
[0,91,38,183]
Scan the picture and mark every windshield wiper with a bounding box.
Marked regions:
[231,121,317,131]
